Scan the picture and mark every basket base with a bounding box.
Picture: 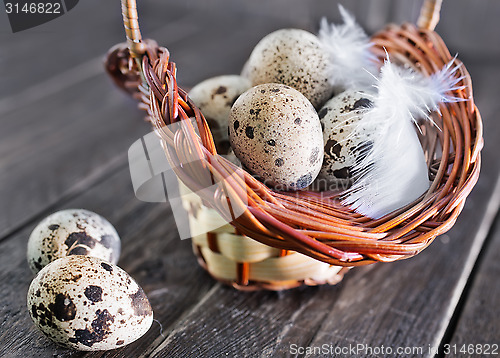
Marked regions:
[180,180,351,290]
[193,242,351,291]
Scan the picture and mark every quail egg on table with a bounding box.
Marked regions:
[315,90,373,190]
[189,75,251,154]
[27,209,121,274]
[229,83,324,191]
[27,255,153,351]
[243,28,333,108]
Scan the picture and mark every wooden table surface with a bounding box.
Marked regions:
[1,1,499,357]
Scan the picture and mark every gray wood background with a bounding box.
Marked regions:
[0,0,499,357]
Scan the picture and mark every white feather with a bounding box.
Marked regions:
[318,5,378,90]
[341,57,465,218]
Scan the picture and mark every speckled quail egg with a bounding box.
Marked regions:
[27,209,121,274]
[315,90,373,190]
[229,83,324,190]
[27,255,153,351]
[243,28,333,108]
[189,75,251,154]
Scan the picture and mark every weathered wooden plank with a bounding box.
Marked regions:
[0,4,205,239]
[0,73,148,240]
[113,60,500,358]
[127,175,500,358]
[0,6,287,241]
[155,0,500,59]
[144,281,344,358]
[436,0,500,60]
[171,12,300,88]
[0,1,191,99]
[0,166,216,358]
[175,0,391,34]
[290,61,500,358]
[0,16,201,117]
[445,215,500,357]
[0,8,305,358]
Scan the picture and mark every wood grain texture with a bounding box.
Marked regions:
[440,63,500,355]
[445,214,500,358]
[0,5,292,241]
[122,146,500,358]
[0,167,216,358]
[0,1,190,99]
[0,0,499,357]
[0,73,147,240]
[164,11,297,88]
[94,61,500,357]
[153,0,500,58]
[0,1,205,238]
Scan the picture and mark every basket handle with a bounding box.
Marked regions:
[121,0,146,59]
[417,0,443,30]
[120,0,443,57]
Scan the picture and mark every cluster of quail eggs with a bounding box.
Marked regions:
[189,28,374,192]
[26,209,153,351]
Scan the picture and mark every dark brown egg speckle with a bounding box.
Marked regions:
[27,256,153,351]
[101,262,113,272]
[84,286,103,303]
[49,293,77,321]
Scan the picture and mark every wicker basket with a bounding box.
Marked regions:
[178,180,349,290]
[106,0,483,290]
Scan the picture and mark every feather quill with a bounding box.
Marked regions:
[341,58,465,218]
[318,5,378,90]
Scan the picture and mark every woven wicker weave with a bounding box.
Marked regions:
[106,0,483,290]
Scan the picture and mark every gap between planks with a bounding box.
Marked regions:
[445,212,500,355]
[0,14,197,117]
[142,283,223,358]
[0,153,128,245]
[0,5,304,243]
[431,175,500,357]
[0,16,199,243]
[435,178,500,357]
[344,176,498,358]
